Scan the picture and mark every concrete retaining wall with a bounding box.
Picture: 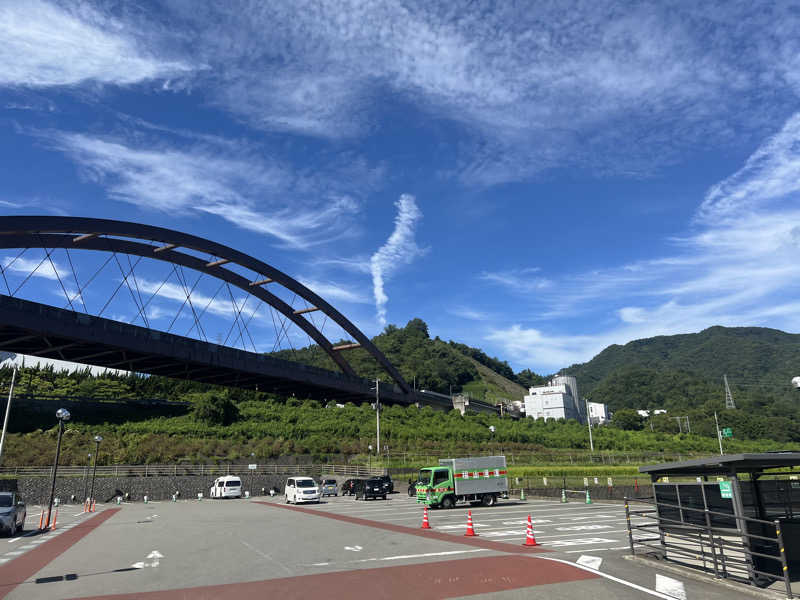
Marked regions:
[10,473,351,504]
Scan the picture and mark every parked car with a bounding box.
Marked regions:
[341,479,357,496]
[354,477,387,500]
[320,479,338,497]
[0,492,25,537]
[285,477,320,504]
[209,476,242,498]
[377,475,394,494]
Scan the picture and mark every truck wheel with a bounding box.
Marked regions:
[441,496,455,509]
[480,494,496,507]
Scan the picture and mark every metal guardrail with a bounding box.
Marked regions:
[625,495,793,597]
[0,464,384,478]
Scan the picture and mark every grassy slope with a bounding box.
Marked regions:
[461,357,528,403]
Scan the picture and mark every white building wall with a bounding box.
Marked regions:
[587,401,610,425]
[523,376,585,423]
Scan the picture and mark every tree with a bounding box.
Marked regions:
[191,392,239,426]
[611,408,645,431]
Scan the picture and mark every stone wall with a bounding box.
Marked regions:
[12,473,351,504]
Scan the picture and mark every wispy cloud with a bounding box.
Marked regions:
[298,279,370,305]
[483,112,800,369]
[448,306,491,321]
[370,194,425,326]
[43,130,368,249]
[480,268,551,294]
[0,0,191,87]
[159,3,800,182]
[2,255,68,282]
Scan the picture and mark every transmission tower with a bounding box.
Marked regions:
[723,374,736,409]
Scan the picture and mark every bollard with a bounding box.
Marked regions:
[520,488,525,501]
[585,490,592,504]
[561,489,567,503]
[198,492,203,500]
[116,496,121,505]
[172,494,177,502]
[144,495,149,504]
[54,497,60,507]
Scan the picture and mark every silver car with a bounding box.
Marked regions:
[320,479,338,497]
[0,492,26,537]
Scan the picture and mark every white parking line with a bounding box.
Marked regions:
[535,555,676,599]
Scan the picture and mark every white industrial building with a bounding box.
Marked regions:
[587,401,610,425]
[523,375,587,423]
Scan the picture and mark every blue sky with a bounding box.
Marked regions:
[2,1,800,374]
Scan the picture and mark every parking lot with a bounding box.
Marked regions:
[0,493,767,599]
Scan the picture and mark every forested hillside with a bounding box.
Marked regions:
[272,318,536,402]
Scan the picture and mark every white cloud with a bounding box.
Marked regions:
[45,131,365,249]
[2,255,68,282]
[448,306,491,321]
[159,2,800,182]
[298,279,369,305]
[699,112,800,222]
[0,0,191,87]
[370,194,425,326]
[480,268,551,294]
[483,113,800,369]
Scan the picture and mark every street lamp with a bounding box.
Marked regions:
[89,435,103,507]
[368,444,373,471]
[82,452,91,503]
[46,408,70,528]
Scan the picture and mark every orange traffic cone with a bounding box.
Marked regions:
[50,508,58,531]
[91,499,96,513]
[464,510,478,537]
[421,505,432,529]
[38,509,44,530]
[522,514,538,547]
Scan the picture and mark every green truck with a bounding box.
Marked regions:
[416,456,508,508]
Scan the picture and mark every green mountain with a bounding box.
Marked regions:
[271,318,531,403]
[563,325,800,423]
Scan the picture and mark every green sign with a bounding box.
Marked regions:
[722,427,733,438]
[719,481,733,499]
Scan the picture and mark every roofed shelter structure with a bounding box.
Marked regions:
[626,452,800,594]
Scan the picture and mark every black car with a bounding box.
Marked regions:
[354,478,387,500]
[0,492,26,537]
[341,479,357,496]
[377,475,394,494]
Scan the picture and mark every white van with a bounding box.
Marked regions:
[210,475,242,498]
[285,476,320,504]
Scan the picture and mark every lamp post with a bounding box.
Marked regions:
[46,408,70,528]
[89,435,102,506]
[82,452,91,503]
[368,444,373,471]
[250,452,255,496]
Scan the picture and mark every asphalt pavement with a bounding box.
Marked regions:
[0,493,784,599]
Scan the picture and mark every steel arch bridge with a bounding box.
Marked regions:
[0,216,497,413]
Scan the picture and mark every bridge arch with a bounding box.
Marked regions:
[0,216,411,394]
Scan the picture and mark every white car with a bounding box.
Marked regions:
[285,476,320,504]
[210,476,243,498]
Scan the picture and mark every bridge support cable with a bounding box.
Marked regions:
[232,298,263,352]
[109,250,150,328]
[125,253,150,329]
[67,251,114,310]
[173,265,207,342]
[222,282,254,352]
[63,248,87,313]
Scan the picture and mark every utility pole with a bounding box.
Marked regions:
[0,367,18,466]
[375,378,380,462]
[714,411,723,455]
[585,398,594,452]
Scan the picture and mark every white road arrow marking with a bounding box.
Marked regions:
[147,551,164,559]
[576,555,603,570]
[344,545,363,551]
[131,562,145,569]
[655,575,687,600]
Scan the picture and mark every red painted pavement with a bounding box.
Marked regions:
[70,555,598,599]
[256,500,550,554]
[0,509,120,600]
